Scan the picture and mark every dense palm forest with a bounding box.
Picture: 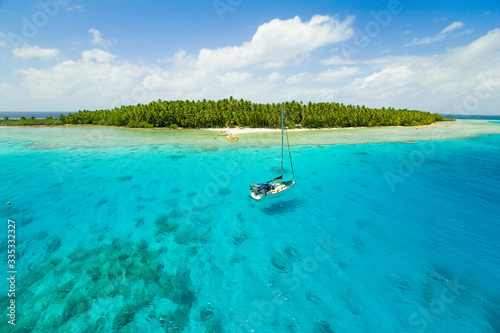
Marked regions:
[1,115,64,126]
[1,98,450,128]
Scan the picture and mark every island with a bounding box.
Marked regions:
[0,97,453,129]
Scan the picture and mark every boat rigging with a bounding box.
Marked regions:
[250,105,296,200]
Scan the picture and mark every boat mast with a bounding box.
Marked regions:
[286,129,295,181]
[281,104,284,178]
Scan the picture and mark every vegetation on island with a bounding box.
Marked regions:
[1,115,64,126]
[1,97,453,128]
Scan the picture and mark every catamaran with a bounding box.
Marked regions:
[250,105,296,200]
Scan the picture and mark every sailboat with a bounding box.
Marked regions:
[250,105,296,200]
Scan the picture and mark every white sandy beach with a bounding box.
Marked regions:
[205,121,450,137]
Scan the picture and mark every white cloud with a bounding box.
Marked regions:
[2,15,356,110]
[59,0,85,12]
[15,50,148,108]
[338,29,500,112]
[0,32,10,48]
[11,45,60,59]
[441,21,464,34]
[405,21,464,46]
[321,55,359,66]
[219,71,254,85]
[195,15,355,72]
[158,49,195,67]
[4,16,500,115]
[314,67,361,82]
[89,28,113,47]
[286,73,307,84]
[0,83,14,94]
[267,72,284,82]
[455,29,474,37]
[135,14,356,103]
[281,67,361,85]
[82,49,116,62]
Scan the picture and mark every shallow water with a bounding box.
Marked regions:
[1,120,500,149]
[0,124,499,332]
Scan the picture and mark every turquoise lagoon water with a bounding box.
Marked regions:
[0,124,500,332]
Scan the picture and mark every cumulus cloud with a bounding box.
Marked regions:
[286,73,307,85]
[281,67,361,85]
[314,67,362,82]
[5,16,500,114]
[89,28,113,47]
[0,83,14,94]
[338,29,500,112]
[3,15,356,110]
[405,21,464,46]
[321,55,358,66]
[131,15,356,102]
[12,45,60,59]
[82,49,116,62]
[194,15,355,71]
[16,49,148,109]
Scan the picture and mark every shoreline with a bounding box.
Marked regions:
[0,120,450,133]
[1,120,499,149]
[203,121,451,136]
[0,121,452,143]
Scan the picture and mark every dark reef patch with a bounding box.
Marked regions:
[117,175,133,181]
[313,320,336,333]
[21,216,35,226]
[15,237,196,331]
[155,214,179,235]
[219,187,231,195]
[135,217,145,227]
[232,233,247,245]
[45,237,62,254]
[95,197,108,207]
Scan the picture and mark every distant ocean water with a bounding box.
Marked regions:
[0,111,72,119]
[442,114,500,120]
[0,126,499,332]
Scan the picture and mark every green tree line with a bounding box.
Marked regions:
[1,97,451,128]
[1,115,64,126]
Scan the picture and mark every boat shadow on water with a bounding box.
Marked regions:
[261,197,307,216]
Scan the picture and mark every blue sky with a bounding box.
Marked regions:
[0,0,499,114]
